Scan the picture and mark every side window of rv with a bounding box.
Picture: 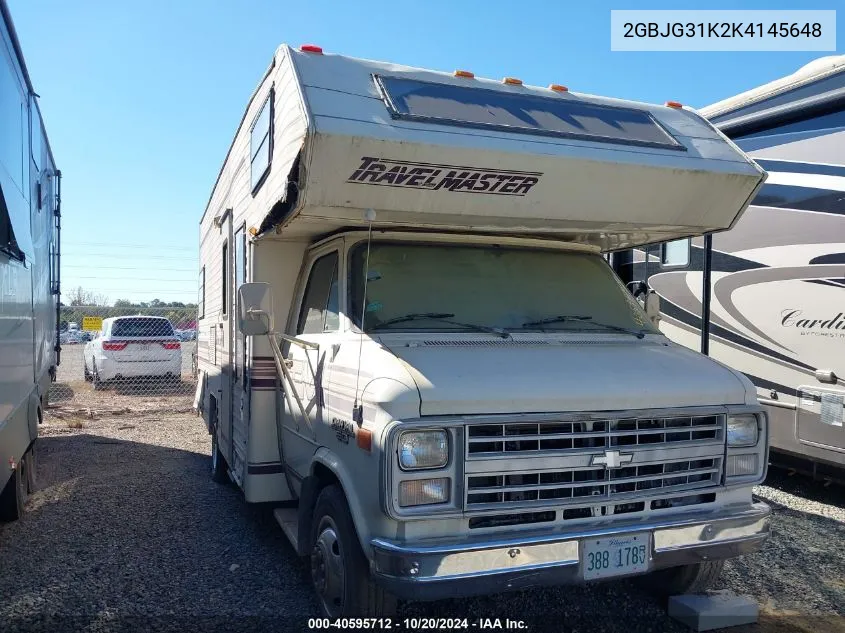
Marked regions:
[250,88,273,192]
[0,200,15,259]
[1,51,25,193]
[198,266,205,318]
[222,241,228,316]
[297,252,340,335]
[661,238,690,268]
[30,101,42,175]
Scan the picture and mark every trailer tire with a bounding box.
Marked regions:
[644,560,725,596]
[210,430,230,484]
[310,484,397,618]
[0,451,30,522]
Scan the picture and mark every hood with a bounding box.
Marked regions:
[381,335,753,416]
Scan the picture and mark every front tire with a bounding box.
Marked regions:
[83,358,92,382]
[644,560,725,596]
[0,450,31,522]
[310,485,397,618]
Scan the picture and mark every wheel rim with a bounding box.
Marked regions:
[311,517,345,616]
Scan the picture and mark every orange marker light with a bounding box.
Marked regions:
[454,70,474,78]
[549,84,569,92]
[248,227,258,236]
[665,101,684,109]
[300,44,323,54]
[357,428,373,452]
[503,77,523,85]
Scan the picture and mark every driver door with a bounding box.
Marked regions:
[282,249,341,478]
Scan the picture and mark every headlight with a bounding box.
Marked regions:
[398,478,450,507]
[727,414,758,447]
[398,430,449,470]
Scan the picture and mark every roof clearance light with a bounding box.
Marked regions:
[300,44,323,54]
[549,84,569,92]
[665,101,684,109]
[454,70,474,78]
[503,77,523,85]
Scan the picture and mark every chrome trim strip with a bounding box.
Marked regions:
[464,443,724,472]
[758,398,797,411]
[467,466,719,495]
[457,406,730,429]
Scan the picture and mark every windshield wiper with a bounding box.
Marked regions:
[370,312,510,338]
[520,315,646,339]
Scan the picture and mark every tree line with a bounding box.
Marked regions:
[64,285,197,309]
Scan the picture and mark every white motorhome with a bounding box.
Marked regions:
[0,0,61,521]
[196,44,771,616]
[622,56,845,481]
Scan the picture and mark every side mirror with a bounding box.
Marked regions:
[627,280,648,299]
[643,290,661,328]
[238,282,274,336]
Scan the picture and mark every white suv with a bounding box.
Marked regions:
[84,316,181,388]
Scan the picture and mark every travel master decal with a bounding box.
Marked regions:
[347,156,542,196]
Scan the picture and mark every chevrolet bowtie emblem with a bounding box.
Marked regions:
[590,450,634,469]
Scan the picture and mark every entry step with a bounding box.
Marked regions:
[668,592,758,631]
[273,507,299,552]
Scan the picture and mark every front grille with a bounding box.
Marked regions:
[465,457,722,509]
[467,415,724,456]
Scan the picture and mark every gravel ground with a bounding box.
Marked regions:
[1,384,843,633]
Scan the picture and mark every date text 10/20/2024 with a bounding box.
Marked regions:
[307,618,528,630]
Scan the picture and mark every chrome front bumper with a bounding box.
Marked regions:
[371,502,771,601]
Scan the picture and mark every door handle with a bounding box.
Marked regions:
[284,359,294,368]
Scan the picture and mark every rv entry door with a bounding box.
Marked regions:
[217,211,234,475]
[230,225,249,478]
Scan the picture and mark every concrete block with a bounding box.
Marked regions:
[668,593,759,631]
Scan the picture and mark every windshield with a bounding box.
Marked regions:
[349,242,656,334]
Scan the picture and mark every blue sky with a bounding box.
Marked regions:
[9,0,843,304]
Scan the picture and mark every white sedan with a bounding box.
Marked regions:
[84,316,182,388]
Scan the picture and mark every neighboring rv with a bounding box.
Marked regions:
[197,44,770,617]
[0,0,62,521]
[623,57,845,481]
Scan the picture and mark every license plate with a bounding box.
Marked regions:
[137,344,151,352]
[581,533,650,580]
